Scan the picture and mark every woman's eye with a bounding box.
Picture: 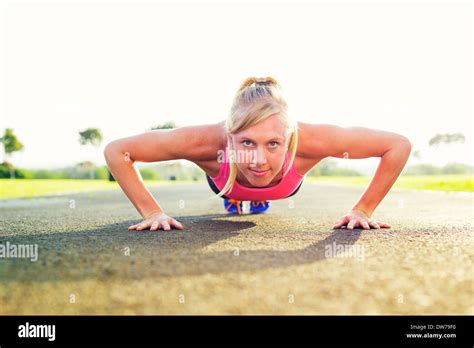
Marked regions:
[269,141,279,147]
[242,140,253,146]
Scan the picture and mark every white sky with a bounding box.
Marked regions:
[0,0,472,171]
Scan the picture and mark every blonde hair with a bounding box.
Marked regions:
[214,76,298,198]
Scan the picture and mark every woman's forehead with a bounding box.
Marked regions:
[235,117,287,137]
[234,132,285,141]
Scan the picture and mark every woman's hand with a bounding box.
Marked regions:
[332,209,391,230]
[128,211,184,231]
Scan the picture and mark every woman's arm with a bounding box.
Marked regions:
[349,137,412,218]
[299,123,412,229]
[104,124,219,222]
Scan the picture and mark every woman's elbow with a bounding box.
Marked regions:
[396,135,413,157]
[401,136,413,151]
[103,141,121,162]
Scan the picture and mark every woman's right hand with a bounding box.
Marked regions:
[128,211,184,231]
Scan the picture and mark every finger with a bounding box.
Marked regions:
[161,221,171,231]
[171,219,184,230]
[378,222,391,228]
[369,221,381,229]
[333,217,349,229]
[136,222,150,231]
[347,219,357,230]
[361,221,370,230]
[150,221,160,231]
[128,222,142,230]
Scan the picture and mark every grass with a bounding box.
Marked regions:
[1,175,472,200]
[0,179,202,200]
[306,175,473,192]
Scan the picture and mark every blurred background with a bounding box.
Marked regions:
[0,0,472,199]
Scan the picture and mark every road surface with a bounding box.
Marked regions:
[0,182,472,314]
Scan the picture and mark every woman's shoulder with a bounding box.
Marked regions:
[177,121,227,159]
[295,121,331,159]
[292,122,330,175]
[203,120,227,157]
[188,121,227,177]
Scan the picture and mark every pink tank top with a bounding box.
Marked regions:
[209,145,305,201]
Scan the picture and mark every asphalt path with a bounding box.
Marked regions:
[0,182,472,314]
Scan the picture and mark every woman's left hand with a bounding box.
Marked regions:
[332,209,391,230]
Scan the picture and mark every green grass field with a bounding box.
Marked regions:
[307,175,473,192]
[0,179,202,200]
[0,175,472,200]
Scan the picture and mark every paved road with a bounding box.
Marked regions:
[0,182,472,314]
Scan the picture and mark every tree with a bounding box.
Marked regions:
[411,149,421,160]
[411,133,466,164]
[78,128,103,179]
[428,133,465,147]
[0,128,24,178]
[149,121,177,130]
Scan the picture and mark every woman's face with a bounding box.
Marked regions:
[228,115,290,187]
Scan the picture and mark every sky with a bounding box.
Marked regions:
[0,0,472,173]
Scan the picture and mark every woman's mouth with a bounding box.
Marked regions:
[249,169,269,177]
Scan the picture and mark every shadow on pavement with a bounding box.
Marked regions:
[0,214,362,282]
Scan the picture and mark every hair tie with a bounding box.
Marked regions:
[254,78,271,86]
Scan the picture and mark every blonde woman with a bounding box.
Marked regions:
[104,77,412,232]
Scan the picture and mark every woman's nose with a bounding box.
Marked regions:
[249,148,267,167]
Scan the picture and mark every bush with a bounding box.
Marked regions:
[402,162,473,175]
[15,168,34,179]
[139,168,159,180]
[307,158,362,177]
[0,162,27,178]
[442,162,474,174]
[94,166,109,180]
